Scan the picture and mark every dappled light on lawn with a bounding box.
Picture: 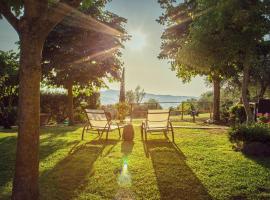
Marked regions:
[1,125,270,199]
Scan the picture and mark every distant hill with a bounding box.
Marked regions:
[100,89,197,108]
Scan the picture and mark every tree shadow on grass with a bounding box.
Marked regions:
[0,136,83,199]
[0,125,84,199]
[244,154,270,169]
[0,136,16,195]
[143,139,212,200]
[121,141,134,156]
[39,139,119,200]
[40,125,81,139]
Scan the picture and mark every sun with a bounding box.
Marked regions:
[127,30,147,50]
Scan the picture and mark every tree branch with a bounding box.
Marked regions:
[0,1,20,32]
[42,0,81,35]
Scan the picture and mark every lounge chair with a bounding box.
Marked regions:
[82,109,121,140]
[141,109,174,142]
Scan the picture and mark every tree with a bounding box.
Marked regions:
[125,90,136,104]
[125,86,145,104]
[119,67,126,103]
[0,1,123,199]
[147,98,162,109]
[157,0,224,122]
[158,0,270,123]
[134,86,145,103]
[250,41,270,100]
[42,4,127,125]
[0,50,19,128]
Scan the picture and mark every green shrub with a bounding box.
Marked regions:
[41,91,68,123]
[115,102,130,121]
[220,101,233,123]
[0,106,17,129]
[75,92,100,109]
[258,115,270,123]
[229,104,247,124]
[0,51,19,128]
[229,123,270,144]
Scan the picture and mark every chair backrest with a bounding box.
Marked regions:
[85,109,109,128]
[146,109,170,128]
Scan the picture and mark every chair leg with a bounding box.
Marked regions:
[100,130,104,138]
[118,127,121,138]
[145,130,147,141]
[170,123,175,142]
[164,130,169,139]
[171,129,175,142]
[82,124,87,140]
[106,130,109,140]
[141,126,144,140]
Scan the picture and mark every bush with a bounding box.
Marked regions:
[73,107,87,123]
[229,123,270,144]
[220,101,233,123]
[115,102,130,121]
[41,91,68,123]
[0,106,17,129]
[257,113,270,123]
[229,104,247,124]
[74,92,100,123]
[0,51,19,128]
[75,92,100,109]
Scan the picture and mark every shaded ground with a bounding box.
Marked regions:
[0,124,270,199]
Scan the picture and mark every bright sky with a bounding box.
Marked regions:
[0,0,210,96]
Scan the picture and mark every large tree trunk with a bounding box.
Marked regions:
[213,75,221,122]
[242,64,254,123]
[67,82,74,126]
[12,32,44,200]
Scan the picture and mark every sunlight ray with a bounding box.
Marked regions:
[50,2,124,37]
[73,45,121,64]
[167,6,215,30]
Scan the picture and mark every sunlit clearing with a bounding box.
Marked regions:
[127,30,147,50]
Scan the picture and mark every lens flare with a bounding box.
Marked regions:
[117,159,131,187]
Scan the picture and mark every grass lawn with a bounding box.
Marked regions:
[0,124,270,199]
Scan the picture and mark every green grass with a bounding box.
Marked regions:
[0,124,270,199]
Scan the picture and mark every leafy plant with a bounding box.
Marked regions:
[40,91,68,123]
[0,50,19,129]
[220,100,234,123]
[115,102,130,122]
[257,114,270,123]
[230,104,247,124]
[229,123,270,144]
[0,106,17,129]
